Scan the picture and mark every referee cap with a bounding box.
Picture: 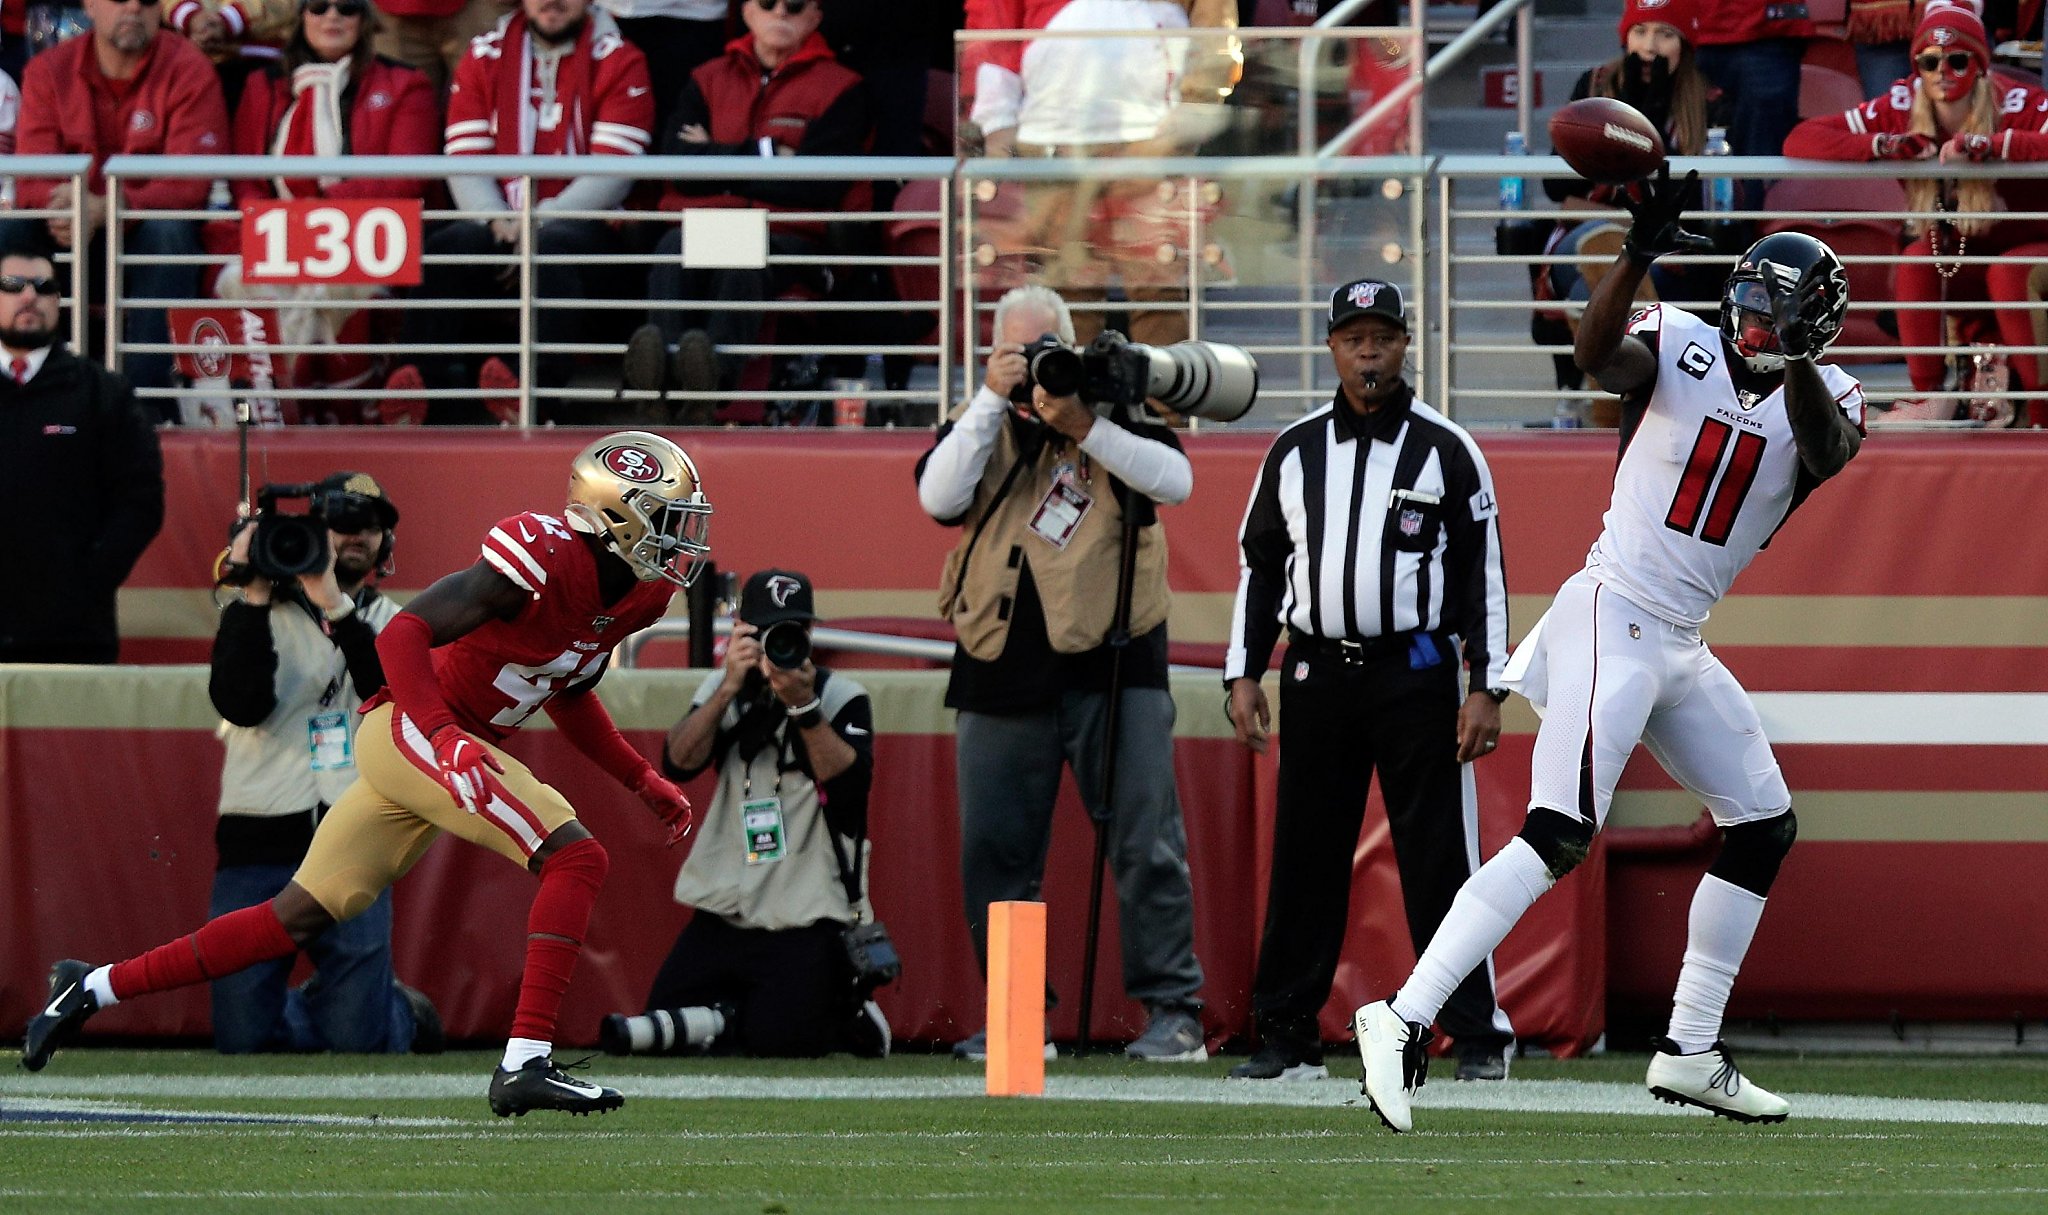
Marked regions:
[1328,279,1409,334]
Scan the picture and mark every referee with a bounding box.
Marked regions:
[1223,278,1516,1082]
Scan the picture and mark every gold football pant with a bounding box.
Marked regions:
[292,703,580,921]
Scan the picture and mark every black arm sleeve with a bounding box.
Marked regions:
[329,607,385,702]
[661,77,749,195]
[1440,442,1505,682]
[815,692,873,840]
[85,377,165,594]
[209,601,280,726]
[742,85,874,209]
[1230,445,1293,680]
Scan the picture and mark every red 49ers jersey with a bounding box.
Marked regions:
[434,511,677,742]
[1586,305,1864,629]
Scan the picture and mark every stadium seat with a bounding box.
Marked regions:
[1758,177,1905,364]
[1799,64,1866,120]
[1801,34,1858,79]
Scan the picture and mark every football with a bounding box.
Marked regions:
[1546,97,1666,186]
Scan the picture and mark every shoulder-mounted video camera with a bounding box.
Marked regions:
[1009,330,1260,423]
[219,482,393,586]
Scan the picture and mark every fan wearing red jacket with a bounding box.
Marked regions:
[1784,0,2048,425]
[382,0,654,424]
[0,0,228,397]
[618,0,870,415]
[23,432,711,1119]
[215,0,442,413]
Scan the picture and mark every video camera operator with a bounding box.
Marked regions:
[601,568,890,1058]
[915,283,1207,1063]
[207,471,440,1055]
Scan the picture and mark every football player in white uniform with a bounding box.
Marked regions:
[1356,169,1864,1132]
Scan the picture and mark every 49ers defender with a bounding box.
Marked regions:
[1355,175,1865,1133]
[22,432,711,1118]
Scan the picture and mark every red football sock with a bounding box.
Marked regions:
[107,903,297,1001]
[510,838,609,1042]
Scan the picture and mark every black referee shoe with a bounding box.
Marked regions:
[487,1056,624,1118]
[22,959,100,1072]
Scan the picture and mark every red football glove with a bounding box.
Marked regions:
[430,725,504,815]
[633,767,693,846]
[1872,132,1935,161]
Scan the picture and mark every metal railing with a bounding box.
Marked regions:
[7,145,2042,429]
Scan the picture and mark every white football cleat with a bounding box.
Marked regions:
[1646,1038,1789,1124]
[1353,1000,1432,1133]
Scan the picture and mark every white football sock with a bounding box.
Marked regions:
[85,965,118,1008]
[501,1037,551,1071]
[1666,874,1766,1054]
[1393,837,1554,1026]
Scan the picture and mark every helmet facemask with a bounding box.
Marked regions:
[565,432,713,587]
[1721,277,1785,374]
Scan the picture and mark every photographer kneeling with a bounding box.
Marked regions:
[602,569,889,1058]
[209,472,439,1054]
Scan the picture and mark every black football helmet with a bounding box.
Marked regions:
[1720,232,1849,374]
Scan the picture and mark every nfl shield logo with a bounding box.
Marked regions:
[1294,661,1309,681]
[1399,508,1424,537]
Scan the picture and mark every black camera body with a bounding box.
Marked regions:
[761,619,812,670]
[221,482,391,586]
[218,484,330,586]
[1007,330,1259,423]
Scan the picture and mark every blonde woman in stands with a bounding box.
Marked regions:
[1785,0,2048,426]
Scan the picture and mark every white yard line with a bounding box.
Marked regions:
[7,1072,2048,1128]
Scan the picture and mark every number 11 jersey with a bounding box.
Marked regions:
[1587,304,1865,628]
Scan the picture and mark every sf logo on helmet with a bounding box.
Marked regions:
[600,446,662,484]
[767,575,802,607]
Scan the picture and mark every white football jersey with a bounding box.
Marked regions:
[1585,305,1864,627]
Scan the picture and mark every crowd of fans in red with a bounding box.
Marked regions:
[3,0,2046,425]
[0,0,957,422]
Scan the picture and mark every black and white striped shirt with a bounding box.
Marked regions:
[1226,383,1510,688]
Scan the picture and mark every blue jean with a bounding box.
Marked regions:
[1695,38,1804,206]
[208,863,414,1054]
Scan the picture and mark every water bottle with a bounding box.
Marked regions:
[1704,127,1734,215]
[1499,130,1527,213]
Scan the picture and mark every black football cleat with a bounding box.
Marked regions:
[22,959,100,1072]
[487,1055,625,1118]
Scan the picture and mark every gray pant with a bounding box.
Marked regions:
[956,688,1203,1009]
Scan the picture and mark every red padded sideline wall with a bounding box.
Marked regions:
[0,668,1602,1052]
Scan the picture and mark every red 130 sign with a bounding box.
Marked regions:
[240,199,424,286]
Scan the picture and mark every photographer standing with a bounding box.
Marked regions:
[208,471,438,1054]
[1224,279,1513,1082]
[916,284,1206,1063]
[602,569,887,1058]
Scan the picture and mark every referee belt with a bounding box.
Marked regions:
[1287,628,1440,665]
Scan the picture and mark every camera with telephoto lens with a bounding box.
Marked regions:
[220,483,384,585]
[1008,330,1261,423]
[760,619,812,670]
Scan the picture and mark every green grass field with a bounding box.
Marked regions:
[7,1049,2048,1213]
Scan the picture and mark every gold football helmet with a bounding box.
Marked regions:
[564,432,712,586]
